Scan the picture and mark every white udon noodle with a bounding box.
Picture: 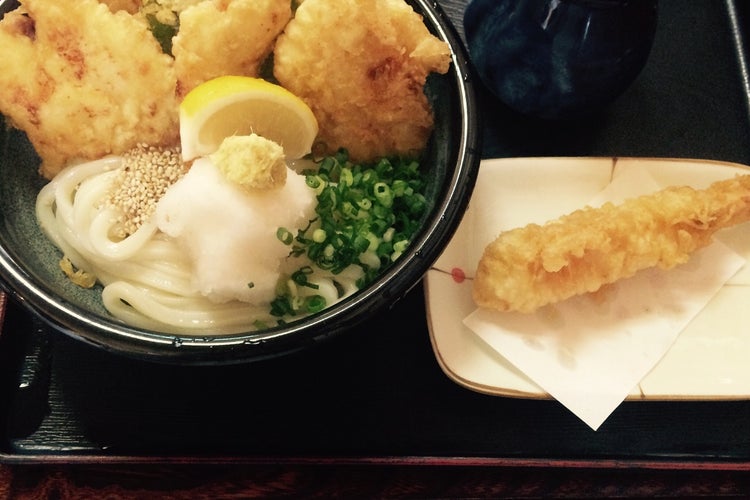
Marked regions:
[35,156,364,335]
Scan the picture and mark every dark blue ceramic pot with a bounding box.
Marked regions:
[464,0,658,119]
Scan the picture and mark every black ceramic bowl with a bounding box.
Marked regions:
[464,0,658,119]
[0,0,481,365]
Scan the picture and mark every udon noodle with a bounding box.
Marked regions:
[35,155,364,335]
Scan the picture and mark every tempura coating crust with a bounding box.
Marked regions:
[0,0,179,179]
[273,0,451,162]
[172,0,292,98]
[98,0,141,14]
[473,174,750,313]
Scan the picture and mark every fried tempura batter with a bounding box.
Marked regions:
[273,0,451,162]
[172,0,291,97]
[99,0,141,14]
[1,0,448,177]
[473,175,750,313]
[0,0,179,179]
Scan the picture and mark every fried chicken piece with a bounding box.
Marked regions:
[473,175,750,313]
[0,0,179,179]
[172,0,291,98]
[140,0,206,14]
[99,0,141,14]
[273,0,451,162]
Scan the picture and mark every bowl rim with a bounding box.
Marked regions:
[0,0,483,365]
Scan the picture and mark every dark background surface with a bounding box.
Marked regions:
[1,0,750,474]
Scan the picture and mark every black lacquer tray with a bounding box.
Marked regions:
[3,0,750,467]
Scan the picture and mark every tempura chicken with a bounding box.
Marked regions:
[273,0,451,162]
[473,174,750,313]
[99,0,141,14]
[0,0,450,177]
[172,0,292,97]
[0,0,179,179]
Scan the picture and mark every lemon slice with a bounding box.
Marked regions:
[179,76,318,161]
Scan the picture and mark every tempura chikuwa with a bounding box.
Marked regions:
[473,174,750,313]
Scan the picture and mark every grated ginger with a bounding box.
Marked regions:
[211,134,287,191]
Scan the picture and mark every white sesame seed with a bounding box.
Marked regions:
[106,143,188,236]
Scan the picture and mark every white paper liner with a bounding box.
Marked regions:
[462,164,746,430]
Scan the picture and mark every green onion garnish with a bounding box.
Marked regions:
[272,149,428,318]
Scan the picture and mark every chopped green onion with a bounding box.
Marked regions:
[357,198,372,210]
[340,167,354,187]
[352,234,370,253]
[373,182,393,207]
[272,149,428,318]
[377,241,393,259]
[312,228,327,243]
[277,227,294,245]
[393,239,409,253]
[291,267,319,290]
[341,201,358,219]
[145,12,178,56]
[270,296,294,317]
[365,232,380,251]
[306,175,323,189]
[304,295,327,313]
